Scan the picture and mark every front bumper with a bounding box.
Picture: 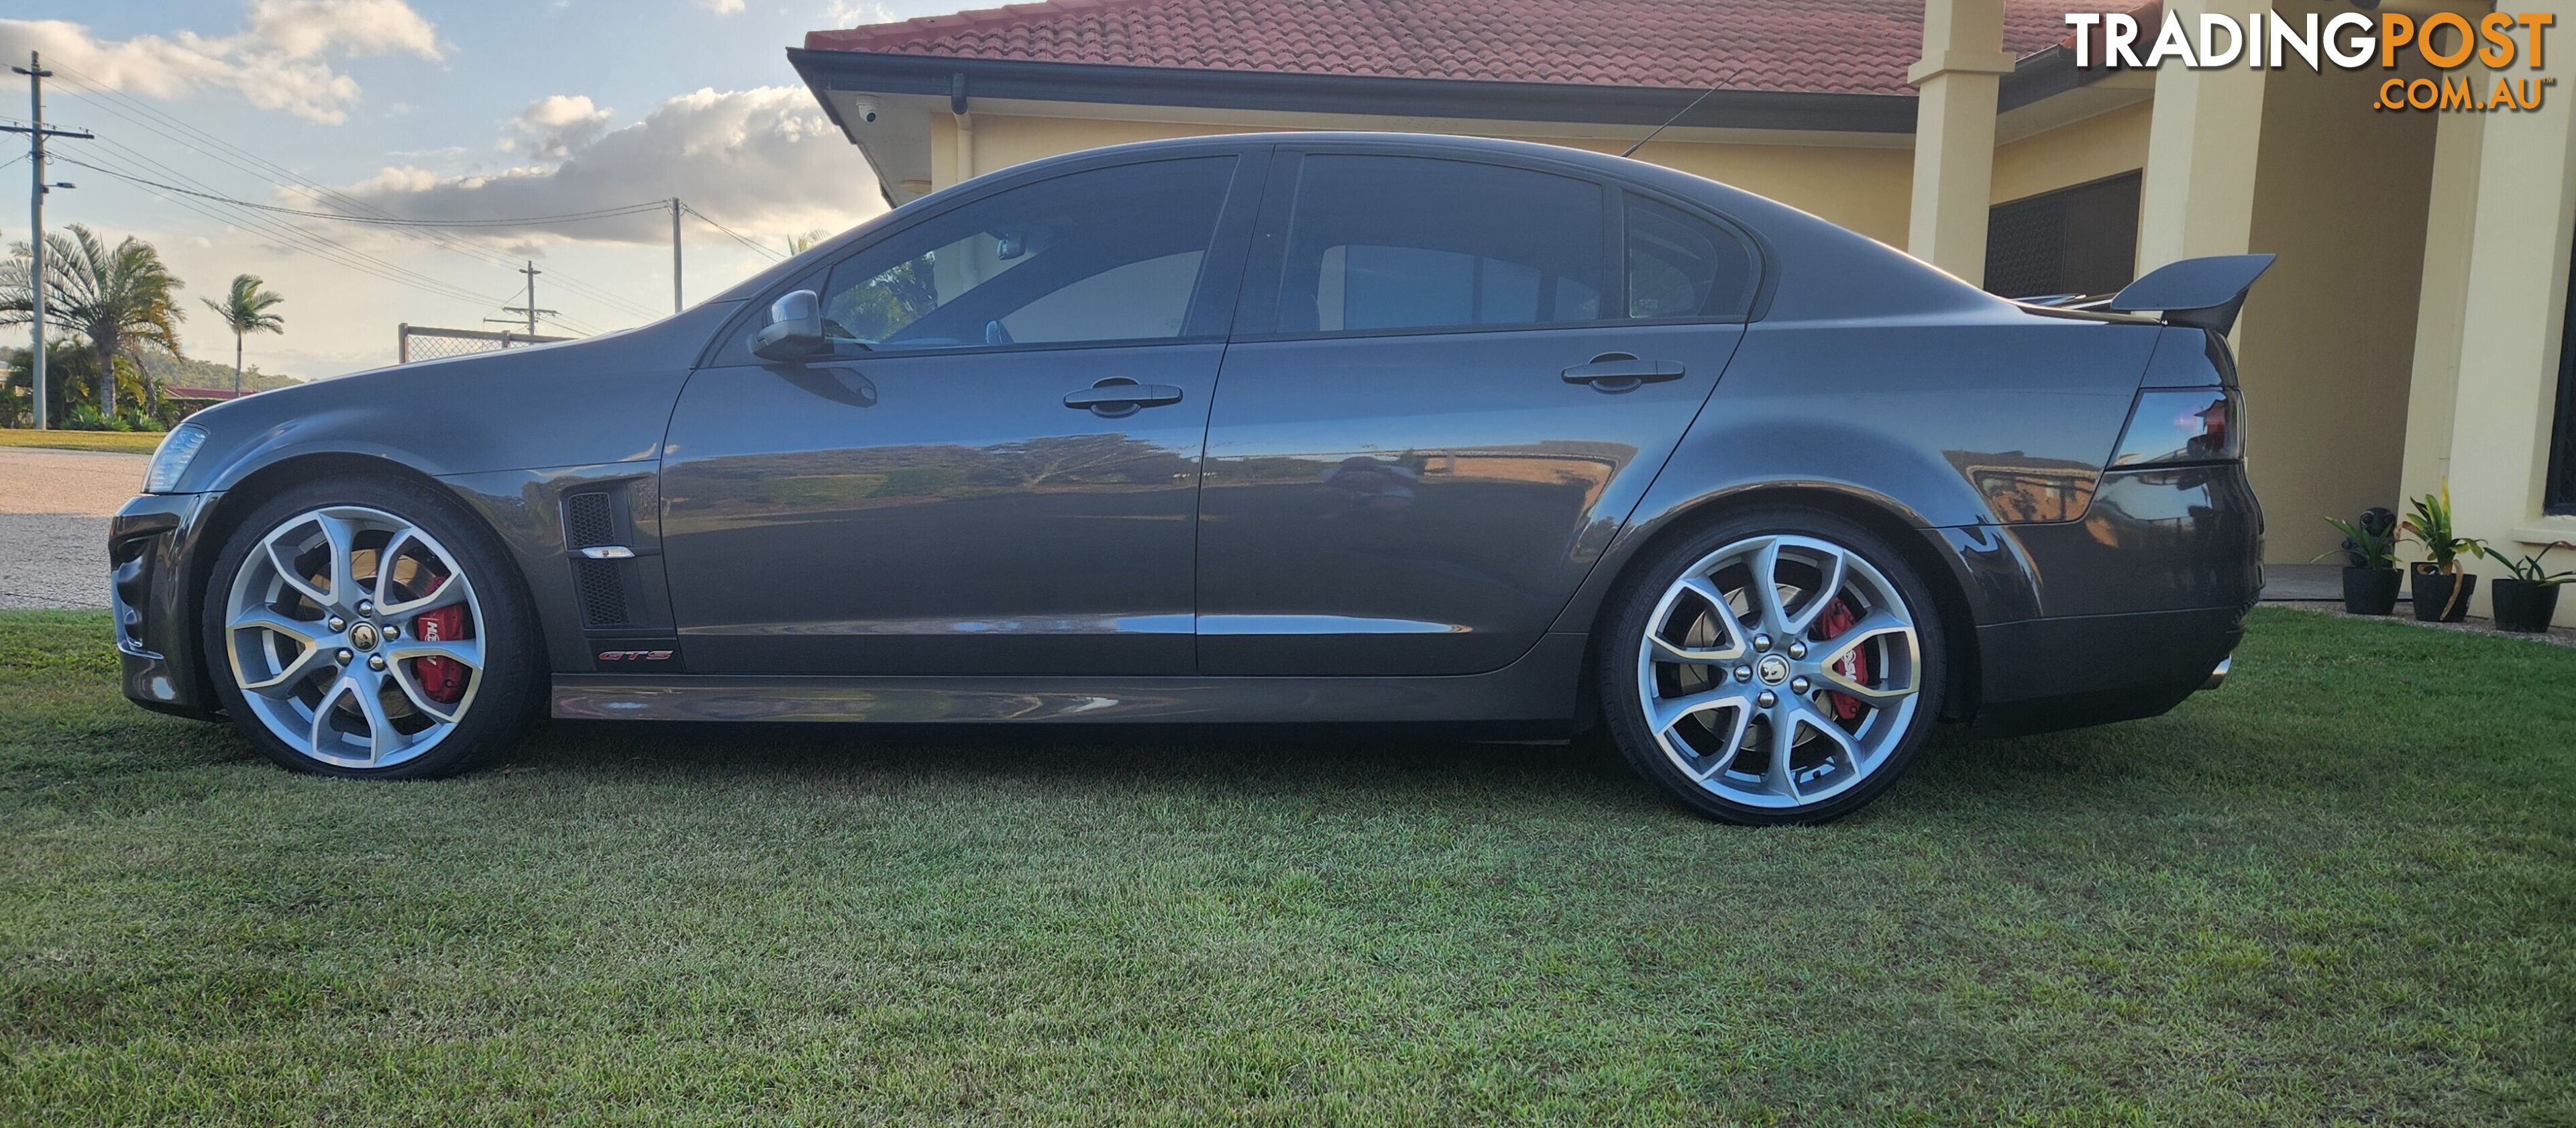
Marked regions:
[110,491,225,719]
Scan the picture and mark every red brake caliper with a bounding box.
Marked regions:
[409,568,468,705]
[1813,599,1870,721]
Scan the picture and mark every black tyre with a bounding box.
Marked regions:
[1598,507,1948,824]
[200,474,543,778]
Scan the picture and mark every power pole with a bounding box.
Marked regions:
[520,260,539,336]
[671,197,682,314]
[492,258,559,340]
[4,52,95,431]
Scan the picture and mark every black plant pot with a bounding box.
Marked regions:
[2410,568,2477,623]
[2491,578,2563,633]
[2341,568,2402,615]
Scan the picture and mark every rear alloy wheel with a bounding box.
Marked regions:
[1601,510,1946,824]
[203,478,539,777]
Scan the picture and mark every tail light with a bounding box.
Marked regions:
[2110,388,2241,468]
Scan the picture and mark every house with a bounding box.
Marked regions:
[788,0,2576,626]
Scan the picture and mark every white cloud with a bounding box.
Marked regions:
[0,0,443,124]
[331,87,882,246]
[502,95,613,160]
[700,0,748,13]
[824,1,902,25]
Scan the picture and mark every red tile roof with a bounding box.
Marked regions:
[162,386,244,401]
[805,0,2132,97]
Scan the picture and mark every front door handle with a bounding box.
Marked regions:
[1562,354,1686,392]
[1063,378,1184,417]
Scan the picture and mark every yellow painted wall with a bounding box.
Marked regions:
[938,112,1920,246]
[1535,138,1914,246]
[2416,0,2576,627]
[1991,102,2151,203]
[2235,60,2440,564]
[943,103,2152,256]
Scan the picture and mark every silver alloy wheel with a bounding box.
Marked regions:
[1635,533,1923,809]
[222,505,485,770]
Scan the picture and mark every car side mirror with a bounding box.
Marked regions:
[751,289,827,362]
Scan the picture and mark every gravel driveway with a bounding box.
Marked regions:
[0,448,147,610]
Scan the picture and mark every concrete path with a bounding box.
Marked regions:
[0,448,148,610]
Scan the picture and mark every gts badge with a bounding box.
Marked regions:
[598,650,674,663]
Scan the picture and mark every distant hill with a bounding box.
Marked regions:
[132,348,304,394]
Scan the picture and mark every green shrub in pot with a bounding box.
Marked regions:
[2492,542,2572,633]
[2316,507,2402,615]
[2398,483,2487,623]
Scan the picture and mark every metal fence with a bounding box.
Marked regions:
[397,324,574,364]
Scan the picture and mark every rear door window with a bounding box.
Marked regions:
[1273,155,1609,336]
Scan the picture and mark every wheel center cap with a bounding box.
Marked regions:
[349,621,380,652]
[1756,654,1790,686]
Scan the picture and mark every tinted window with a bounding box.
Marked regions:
[1277,156,1606,335]
[1625,195,1756,319]
[818,157,1234,351]
[1984,172,2141,300]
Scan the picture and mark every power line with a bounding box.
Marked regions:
[66,144,510,309]
[64,143,519,313]
[46,64,665,322]
[682,202,787,262]
[55,162,669,227]
[49,72,663,322]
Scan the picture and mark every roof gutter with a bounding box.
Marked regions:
[788,47,2115,137]
[789,48,1923,134]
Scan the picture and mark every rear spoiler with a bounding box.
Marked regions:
[2104,254,2275,335]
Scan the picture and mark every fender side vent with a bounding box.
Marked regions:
[565,491,616,549]
[575,558,631,627]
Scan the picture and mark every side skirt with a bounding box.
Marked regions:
[552,633,1589,725]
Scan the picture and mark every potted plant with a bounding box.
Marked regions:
[2397,483,2487,623]
[2316,507,2402,615]
[2491,542,2573,633]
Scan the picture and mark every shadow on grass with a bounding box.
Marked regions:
[443,709,2181,827]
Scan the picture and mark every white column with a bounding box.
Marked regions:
[1904,0,2014,284]
[2396,111,2485,505]
[2434,0,2576,616]
[2133,0,2268,267]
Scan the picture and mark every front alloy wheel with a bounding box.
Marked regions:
[1603,510,1945,823]
[204,478,537,776]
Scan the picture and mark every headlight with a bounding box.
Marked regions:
[144,424,209,494]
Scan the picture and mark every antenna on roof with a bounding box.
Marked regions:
[1621,68,1743,159]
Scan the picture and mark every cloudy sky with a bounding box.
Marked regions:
[1,0,970,378]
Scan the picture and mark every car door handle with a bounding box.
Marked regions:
[1562,355,1685,391]
[1063,379,1184,417]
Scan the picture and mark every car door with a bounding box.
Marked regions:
[661,151,1263,675]
[1196,148,1759,676]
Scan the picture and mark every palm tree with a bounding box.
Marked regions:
[0,224,186,415]
[202,274,286,397]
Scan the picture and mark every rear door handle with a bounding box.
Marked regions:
[1562,355,1686,391]
[1063,378,1184,417]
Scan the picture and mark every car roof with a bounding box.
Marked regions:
[718,130,2002,324]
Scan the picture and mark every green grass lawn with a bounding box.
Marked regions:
[3,607,2570,1125]
[0,429,165,455]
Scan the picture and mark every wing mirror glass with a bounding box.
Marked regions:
[751,289,827,361]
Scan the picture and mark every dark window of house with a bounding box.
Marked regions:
[2548,214,2576,513]
[1625,195,1758,319]
[1277,156,1607,334]
[1984,172,2142,300]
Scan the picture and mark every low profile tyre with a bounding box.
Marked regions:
[201,476,542,778]
[1599,508,1948,825]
